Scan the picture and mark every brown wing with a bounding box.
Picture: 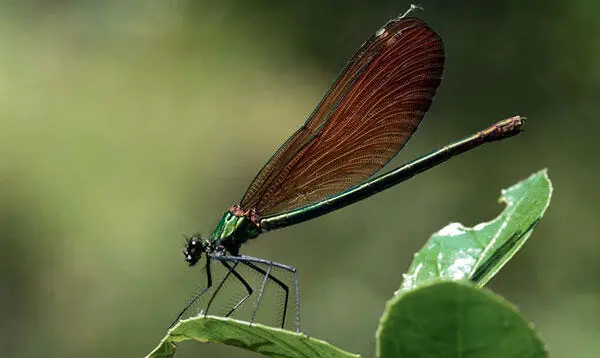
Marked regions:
[241,17,445,216]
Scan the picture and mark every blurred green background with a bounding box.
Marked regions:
[1,1,598,357]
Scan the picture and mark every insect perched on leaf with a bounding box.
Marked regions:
[173,6,523,332]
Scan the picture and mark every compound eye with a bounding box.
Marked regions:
[189,235,202,246]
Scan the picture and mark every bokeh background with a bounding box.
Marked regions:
[1,1,598,357]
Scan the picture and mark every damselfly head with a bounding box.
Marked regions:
[182,235,208,266]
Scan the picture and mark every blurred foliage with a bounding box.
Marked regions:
[0,1,598,357]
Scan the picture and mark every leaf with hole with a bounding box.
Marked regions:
[399,170,552,293]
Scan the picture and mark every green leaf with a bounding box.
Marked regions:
[145,316,360,358]
[400,170,552,292]
[377,281,548,358]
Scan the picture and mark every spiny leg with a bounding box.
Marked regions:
[249,262,273,324]
[220,260,254,318]
[292,264,300,333]
[169,255,213,328]
[240,261,288,328]
[237,255,301,332]
[204,261,243,316]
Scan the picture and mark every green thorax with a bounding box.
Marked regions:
[211,209,260,254]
